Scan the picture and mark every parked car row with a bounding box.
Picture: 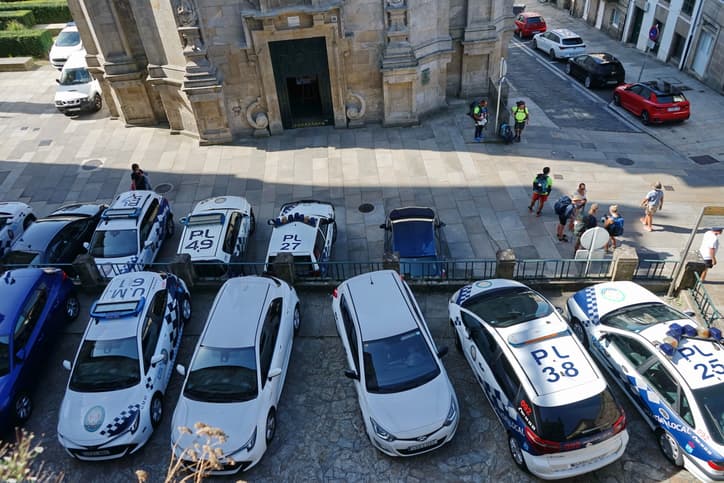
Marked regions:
[2,264,720,480]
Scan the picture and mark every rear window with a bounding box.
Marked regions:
[656,93,686,104]
[526,17,544,23]
[534,390,620,442]
[562,37,583,46]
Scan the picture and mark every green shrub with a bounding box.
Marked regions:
[0,10,35,29]
[0,1,70,24]
[0,28,52,57]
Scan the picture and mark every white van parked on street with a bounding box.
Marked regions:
[54,51,102,116]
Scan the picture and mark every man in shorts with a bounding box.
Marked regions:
[528,166,552,217]
[699,227,722,281]
[511,100,529,142]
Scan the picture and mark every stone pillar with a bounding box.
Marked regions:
[383,251,401,273]
[381,0,419,126]
[271,252,296,286]
[672,252,708,294]
[168,253,195,289]
[496,248,516,279]
[72,254,104,291]
[610,246,639,281]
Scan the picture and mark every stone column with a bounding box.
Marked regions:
[173,0,232,144]
[671,252,708,294]
[381,0,419,126]
[610,246,639,281]
[496,248,516,279]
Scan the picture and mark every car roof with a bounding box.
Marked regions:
[202,277,270,348]
[96,191,157,230]
[0,269,44,330]
[341,270,418,341]
[550,28,581,38]
[191,196,251,215]
[588,52,619,63]
[0,202,30,217]
[89,272,165,339]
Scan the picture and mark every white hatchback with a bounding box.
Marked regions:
[0,202,35,257]
[49,22,83,70]
[171,276,300,474]
[332,270,459,456]
[57,271,191,460]
[533,29,586,60]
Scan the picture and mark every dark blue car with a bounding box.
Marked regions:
[380,207,448,277]
[0,268,79,430]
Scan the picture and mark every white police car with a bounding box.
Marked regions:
[567,281,724,482]
[450,279,628,480]
[177,196,255,277]
[0,202,35,257]
[265,200,336,276]
[86,191,174,278]
[57,271,191,460]
[171,275,299,474]
[332,270,459,457]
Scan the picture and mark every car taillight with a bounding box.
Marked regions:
[332,288,338,298]
[524,426,561,455]
[61,270,68,280]
[708,460,724,471]
[613,412,626,434]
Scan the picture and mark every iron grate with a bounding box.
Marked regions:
[690,155,719,165]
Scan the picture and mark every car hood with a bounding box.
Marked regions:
[365,372,451,438]
[55,88,91,102]
[58,385,147,445]
[172,395,259,456]
[50,44,82,60]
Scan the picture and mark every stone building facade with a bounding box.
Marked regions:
[68,0,514,144]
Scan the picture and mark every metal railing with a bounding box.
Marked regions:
[514,258,613,280]
[634,259,680,280]
[690,272,722,327]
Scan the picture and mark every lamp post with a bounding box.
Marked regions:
[495,57,508,134]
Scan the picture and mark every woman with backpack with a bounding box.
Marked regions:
[602,204,624,252]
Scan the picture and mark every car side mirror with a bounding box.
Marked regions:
[268,367,282,380]
[62,360,71,371]
[83,241,90,251]
[344,369,360,380]
[556,306,566,317]
[56,79,60,84]
[15,348,26,362]
[437,346,449,358]
[176,364,186,376]
[180,217,188,226]
[151,353,167,367]
[683,310,696,318]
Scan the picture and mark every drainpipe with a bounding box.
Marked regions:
[679,0,705,70]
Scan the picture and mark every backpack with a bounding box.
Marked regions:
[467,100,478,117]
[533,173,548,194]
[554,195,572,216]
[500,123,514,143]
[610,217,624,236]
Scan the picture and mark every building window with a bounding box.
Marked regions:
[682,0,695,16]
[610,8,621,28]
[670,33,685,61]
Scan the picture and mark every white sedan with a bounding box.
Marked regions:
[171,276,300,474]
[331,270,459,456]
[0,202,35,257]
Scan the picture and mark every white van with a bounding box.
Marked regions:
[54,51,102,116]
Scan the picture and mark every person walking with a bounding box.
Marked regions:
[511,100,529,142]
[602,205,624,252]
[130,163,152,191]
[574,203,599,253]
[699,227,722,281]
[640,181,664,232]
[528,166,552,217]
[472,99,489,143]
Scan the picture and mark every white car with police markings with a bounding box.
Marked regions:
[567,281,724,482]
[332,270,459,457]
[171,275,300,474]
[177,196,255,277]
[449,279,628,480]
[0,202,36,257]
[265,200,336,276]
[86,191,174,278]
[57,271,191,460]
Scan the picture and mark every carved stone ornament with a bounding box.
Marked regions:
[246,98,269,129]
[345,91,366,121]
[175,0,198,27]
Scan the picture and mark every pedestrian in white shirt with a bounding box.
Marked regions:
[699,227,722,281]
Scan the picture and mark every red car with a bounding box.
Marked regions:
[514,12,547,38]
[613,82,690,124]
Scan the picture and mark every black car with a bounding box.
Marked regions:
[380,207,449,277]
[565,53,625,89]
[0,203,107,273]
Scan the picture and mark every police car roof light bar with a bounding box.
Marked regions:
[91,298,146,319]
[187,213,225,226]
[102,207,141,219]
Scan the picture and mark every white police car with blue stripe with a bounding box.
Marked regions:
[450,279,628,480]
[57,271,191,460]
[0,202,35,257]
[567,281,724,482]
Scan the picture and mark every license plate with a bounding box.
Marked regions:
[607,80,618,84]
[82,450,110,457]
[408,439,438,452]
[667,106,680,112]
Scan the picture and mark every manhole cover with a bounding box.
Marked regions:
[690,155,719,165]
[616,157,634,166]
[664,185,674,191]
[358,203,374,213]
[81,159,103,171]
[154,183,173,195]
[551,150,574,159]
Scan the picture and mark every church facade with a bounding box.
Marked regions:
[68,0,513,143]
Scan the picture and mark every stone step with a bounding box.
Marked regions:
[0,57,35,72]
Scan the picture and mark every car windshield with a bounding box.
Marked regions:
[55,31,80,47]
[535,389,621,442]
[392,220,436,257]
[363,329,440,394]
[601,302,687,332]
[0,336,9,377]
[2,251,40,266]
[462,286,553,327]
[89,229,138,258]
[693,383,724,445]
[59,67,92,86]
[69,337,140,392]
[183,346,258,403]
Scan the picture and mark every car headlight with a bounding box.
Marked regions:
[370,418,396,442]
[242,427,257,452]
[443,397,458,427]
[130,411,140,434]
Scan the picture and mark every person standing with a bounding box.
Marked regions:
[574,203,599,252]
[648,23,660,52]
[472,99,489,143]
[528,166,552,217]
[130,163,152,191]
[511,100,529,142]
[640,181,664,232]
[557,194,585,243]
[602,205,624,252]
[699,227,722,281]
[573,183,587,211]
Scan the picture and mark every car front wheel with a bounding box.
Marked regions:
[613,93,621,106]
[657,429,684,466]
[293,304,301,335]
[65,293,80,321]
[92,93,102,112]
[165,215,175,239]
[265,408,277,445]
[641,110,651,125]
[14,393,33,424]
[584,75,593,89]
[150,393,163,429]
[564,63,572,75]
[570,319,588,348]
[180,294,192,324]
[508,433,528,471]
[549,49,556,60]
